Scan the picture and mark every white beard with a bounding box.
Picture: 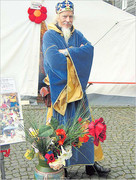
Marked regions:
[61,27,71,45]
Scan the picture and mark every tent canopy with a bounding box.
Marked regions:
[1,0,135,97]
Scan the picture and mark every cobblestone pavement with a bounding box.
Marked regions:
[1,105,136,180]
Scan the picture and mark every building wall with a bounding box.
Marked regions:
[103,0,135,15]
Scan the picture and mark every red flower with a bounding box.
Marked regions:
[27,6,47,24]
[56,129,66,146]
[72,142,76,147]
[45,152,55,164]
[78,117,82,123]
[79,134,90,143]
[89,117,106,146]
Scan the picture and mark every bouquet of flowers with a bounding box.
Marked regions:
[23,102,106,171]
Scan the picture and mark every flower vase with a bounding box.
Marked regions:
[34,153,64,180]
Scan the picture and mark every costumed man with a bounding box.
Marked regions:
[42,0,110,177]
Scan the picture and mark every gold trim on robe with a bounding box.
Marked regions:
[53,56,83,116]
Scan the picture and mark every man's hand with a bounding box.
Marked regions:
[58,49,66,54]
[59,49,68,57]
[59,45,83,56]
[80,44,84,47]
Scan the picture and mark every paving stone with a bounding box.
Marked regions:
[122,166,131,170]
[117,171,125,176]
[130,169,136,174]
[19,168,27,172]
[26,167,32,172]
[28,172,34,177]
[28,174,35,179]
[6,175,14,179]
[5,171,12,175]
[132,174,136,179]
[4,162,11,166]
[21,176,30,180]
[110,172,120,178]
[20,171,28,176]
[17,159,26,164]
[20,164,28,168]
[124,169,131,173]
[118,163,125,167]
[110,164,117,168]
[5,167,15,171]
[116,176,126,180]
[114,167,124,171]
[124,174,133,178]
[10,162,20,167]
[12,169,20,174]
[13,173,21,177]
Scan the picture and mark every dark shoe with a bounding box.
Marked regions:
[64,168,68,177]
[86,162,111,176]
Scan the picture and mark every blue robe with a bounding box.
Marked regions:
[42,24,94,166]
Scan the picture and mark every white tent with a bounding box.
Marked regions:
[1,0,136,98]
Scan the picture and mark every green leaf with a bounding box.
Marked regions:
[39,125,53,137]
[39,129,53,137]
[50,117,59,130]
[57,124,65,130]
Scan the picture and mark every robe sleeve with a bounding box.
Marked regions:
[43,31,70,115]
[67,33,94,91]
[42,31,67,80]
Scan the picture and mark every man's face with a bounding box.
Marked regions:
[57,11,74,29]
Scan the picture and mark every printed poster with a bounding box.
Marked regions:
[0,78,25,146]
